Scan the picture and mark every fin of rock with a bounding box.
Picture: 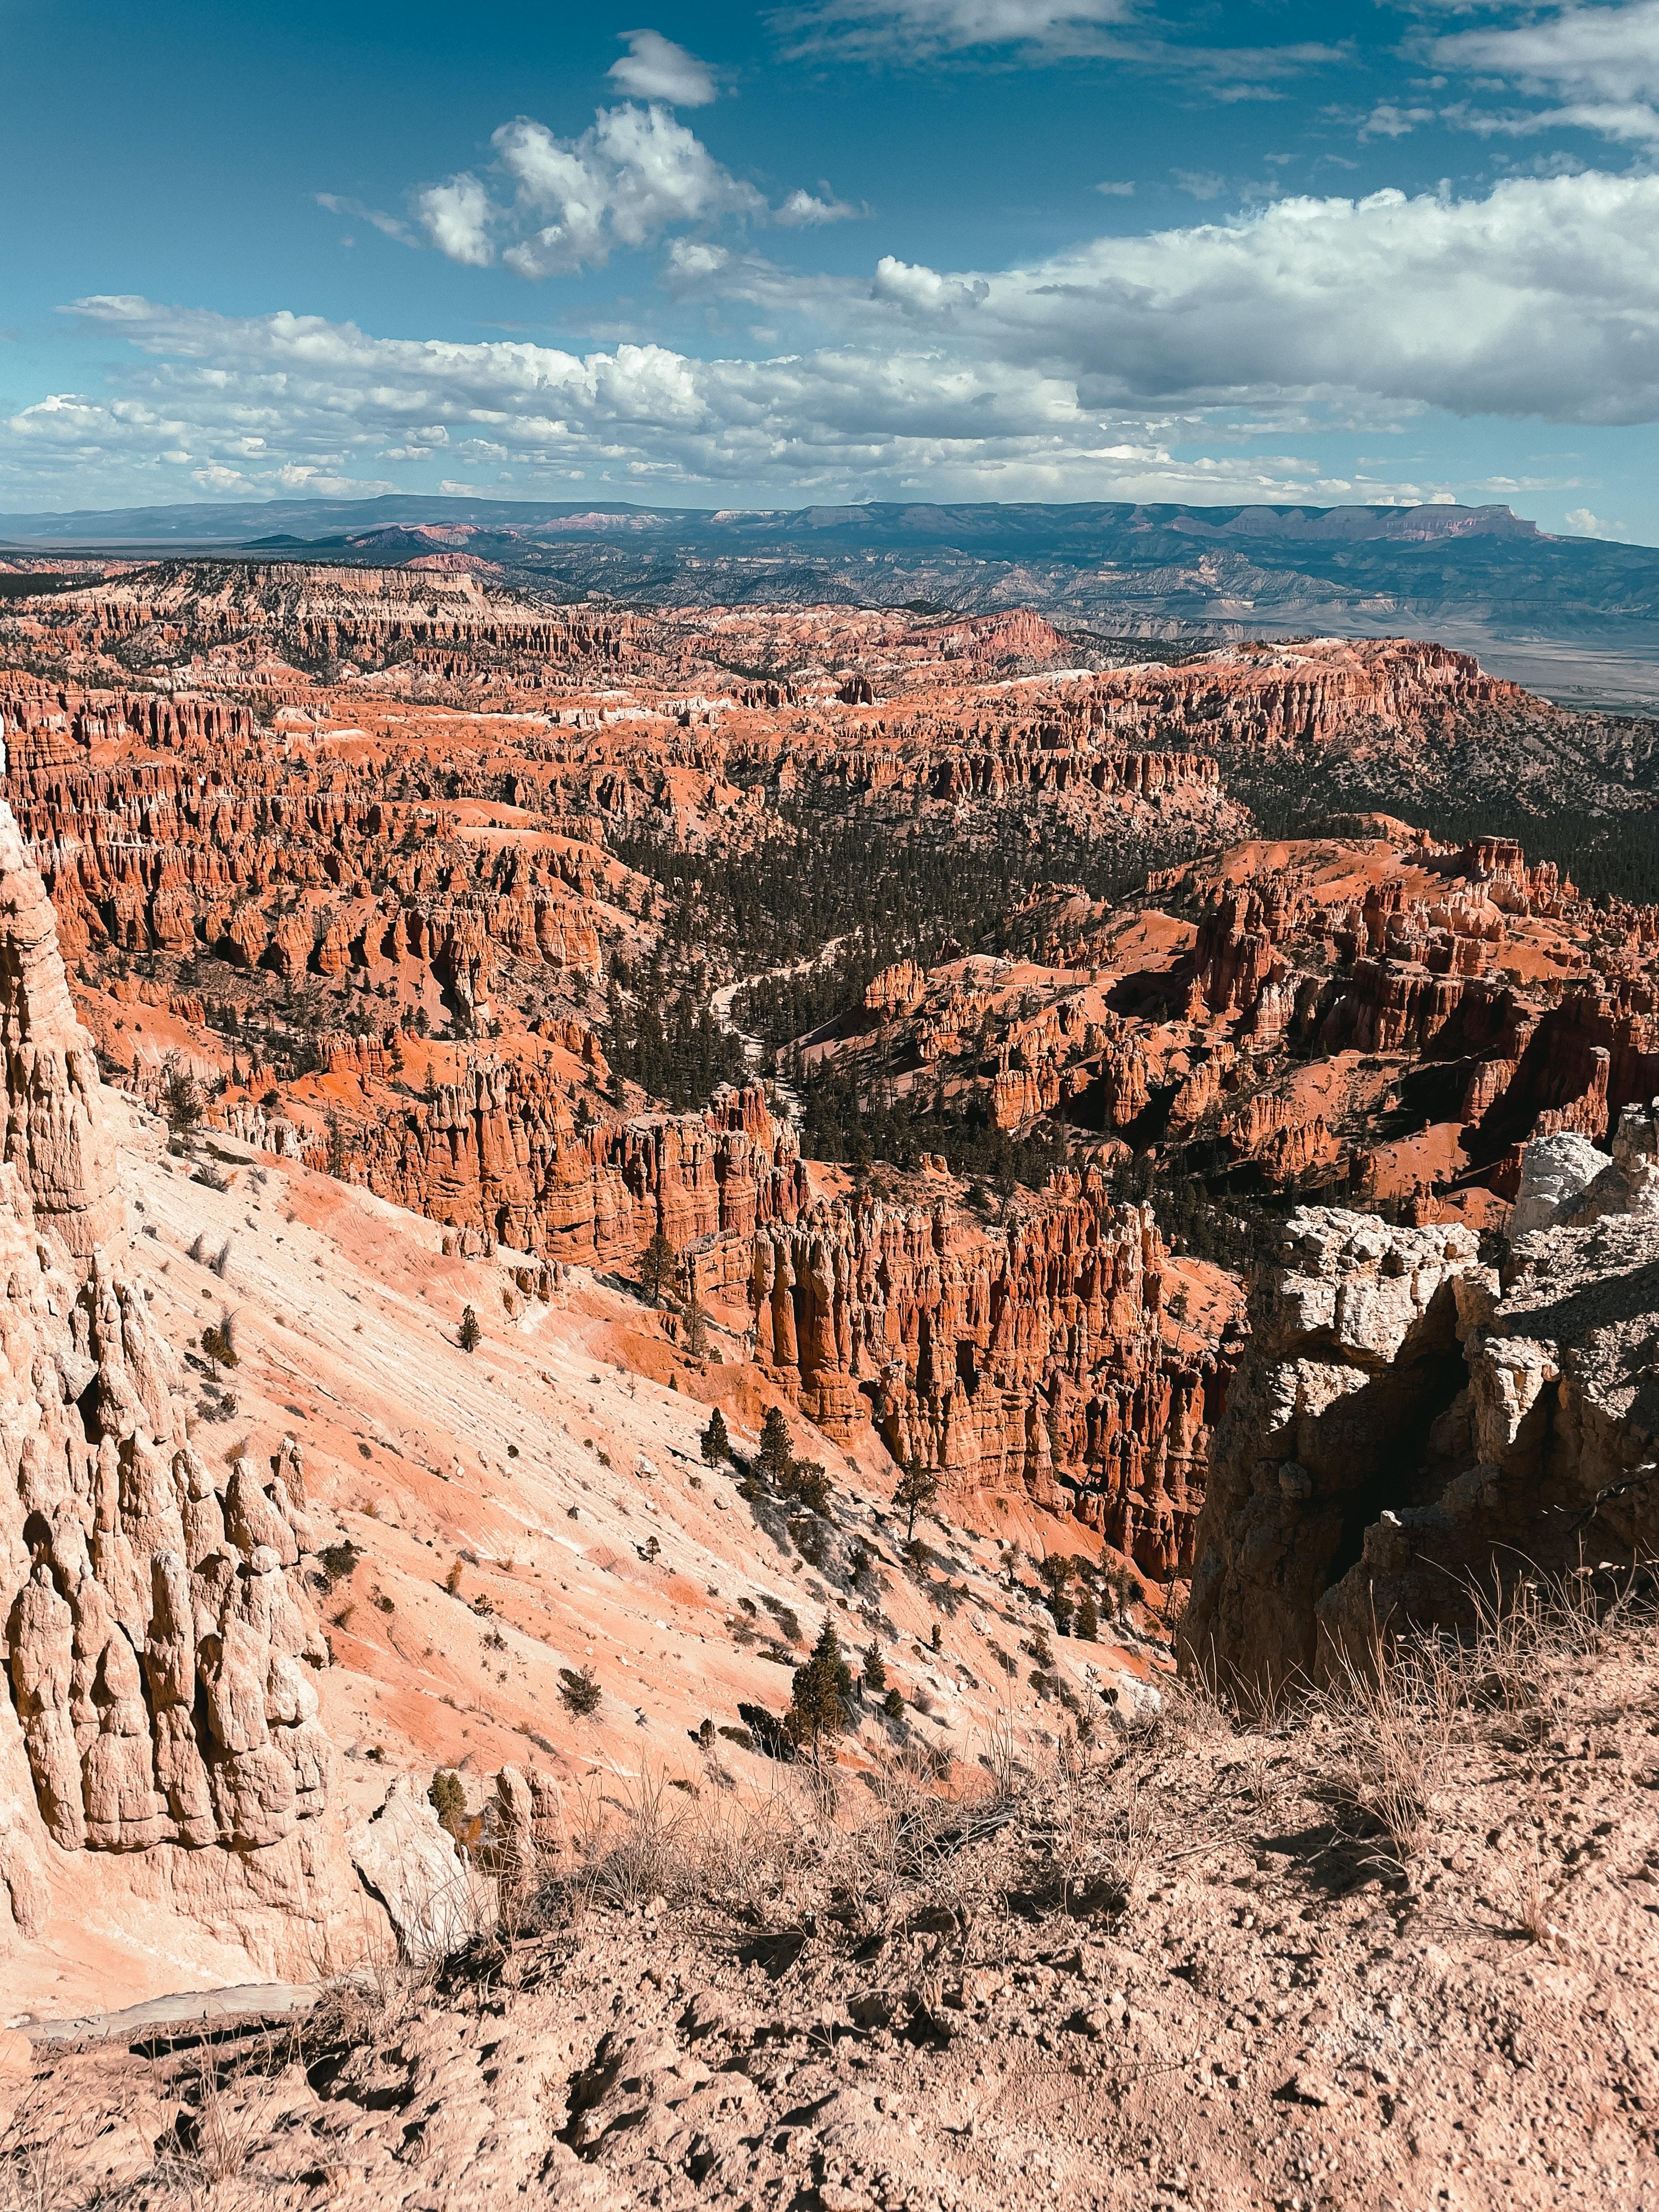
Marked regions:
[0,797,123,1269]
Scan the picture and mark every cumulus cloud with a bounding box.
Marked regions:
[408,103,852,275]
[9,170,1659,507]
[2,295,1176,502]
[417,174,498,266]
[862,172,1659,424]
[607,28,718,106]
[1563,505,1630,539]
[490,105,761,275]
[1427,0,1659,148]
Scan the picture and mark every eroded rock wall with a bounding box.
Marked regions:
[0,804,122,1268]
[747,1171,1238,1574]
[337,1074,808,1268]
[0,804,343,1958]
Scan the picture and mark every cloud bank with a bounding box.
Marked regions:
[9,171,1658,505]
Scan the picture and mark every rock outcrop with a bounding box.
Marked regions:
[0,803,122,1268]
[1181,1104,1659,1691]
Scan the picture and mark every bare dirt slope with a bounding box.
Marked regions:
[0,1087,1150,2023]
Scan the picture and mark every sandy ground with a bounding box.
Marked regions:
[7,1599,1656,2210]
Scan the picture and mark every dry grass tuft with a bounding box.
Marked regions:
[1316,1634,1457,1871]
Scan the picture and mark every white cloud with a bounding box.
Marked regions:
[774,0,1135,59]
[1094,179,1136,196]
[776,187,861,225]
[1361,103,1434,141]
[858,172,1659,424]
[1431,2,1659,101]
[417,173,497,266]
[1563,504,1629,538]
[1459,96,1659,144]
[664,239,732,282]
[9,169,1659,509]
[870,257,990,314]
[0,294,1353,507]
[607,28,718,106]
[496,105,761,275]
[1429,1,1659,148]
[412,103,858,276]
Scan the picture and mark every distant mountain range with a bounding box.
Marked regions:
[5,495,1658,704]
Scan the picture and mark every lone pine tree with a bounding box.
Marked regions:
[639,1230,678,1307]
[757,1406,795,1487]
[786,1620,853,1748]
[894,1455,940,1543]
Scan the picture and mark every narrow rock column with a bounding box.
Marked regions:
[0,797,123,1269]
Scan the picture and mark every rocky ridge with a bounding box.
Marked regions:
[1181,1104,1659,1692]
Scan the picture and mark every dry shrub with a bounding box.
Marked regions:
[1149,1671,1232,1752]
[565,1769,696,1914]
[304,1891,454,2061]
[1039,1736,1162,1916]
[168,2039,273,2193]
[1502,1845,1566,1949]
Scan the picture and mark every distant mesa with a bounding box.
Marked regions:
[0,496,1650,672]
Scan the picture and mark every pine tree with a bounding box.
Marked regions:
[1076,1589,1099,1641]
[700,1406,730,1464]
[428,1768,467,1840]
[458,1305,481,1353]
[861,1641,887,1694]
[640,1229,677,1306]
[894,1456,940,1543]
[786,1619,852,1748]
[684,1295,709,1359]
[786,1459,831,1514]
[757,1406,795,1488]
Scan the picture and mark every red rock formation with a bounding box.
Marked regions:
[328,1076,806,1269]
[748,1171,1238,1573]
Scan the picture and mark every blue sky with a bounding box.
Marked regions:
[3,1,1658,539]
